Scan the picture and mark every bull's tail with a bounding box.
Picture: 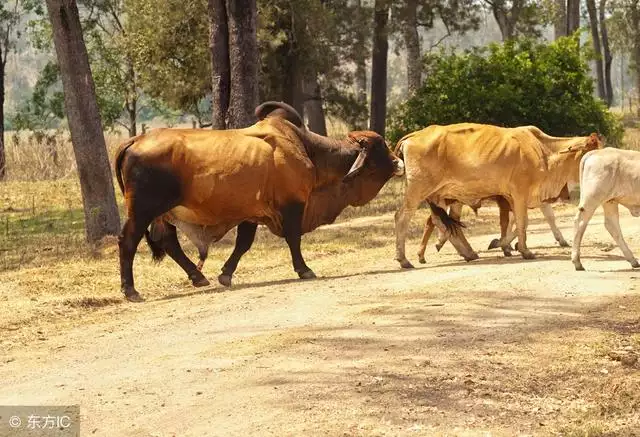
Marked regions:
[428,202,465,235]
[144,219,167,263]
[114,135,142,194]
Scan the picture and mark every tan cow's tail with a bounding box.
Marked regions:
[428,202,465,235]
[393,132,416,160]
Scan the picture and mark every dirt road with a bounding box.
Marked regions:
[1,206,640,436]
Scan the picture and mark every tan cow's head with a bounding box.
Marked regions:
[558,133,605,183]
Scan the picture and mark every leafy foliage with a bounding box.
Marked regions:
[388,36,624,145]
[125,0,211,119]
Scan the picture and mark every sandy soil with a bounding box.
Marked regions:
[1,206,640,436]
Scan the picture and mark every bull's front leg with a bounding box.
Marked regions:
[513,198,535,259]
[282,203,316,279]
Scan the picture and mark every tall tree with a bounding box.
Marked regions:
[208,0,229,129]
[0,0,21,180]
[370,0,389,136]
[208,0,258,129]
[226,0,259,128]
[567,0,581,34]
[587,0,607,100]
[484,0,543,40]
[353,0,369,129]
[554,0,567,38]
[46,0,120,241]
[600,0,614,106]
[608,0,640,112]
[392,0,480,96]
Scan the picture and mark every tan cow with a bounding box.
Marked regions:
[115,101,404,301]
[394,123,602,268]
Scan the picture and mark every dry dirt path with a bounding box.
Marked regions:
[1,207,640,436]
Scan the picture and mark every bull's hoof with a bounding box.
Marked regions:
[631,260,640,269]
[435,243,443,252]
[218,274,232,287]
[463,252,479,262]
[298,269,317,280]
[192,276,210,287]
[558,240,570,248]
[418,256,426,264]
[122,286,144,303]
[574,263,585,271]
[487,239,501,250]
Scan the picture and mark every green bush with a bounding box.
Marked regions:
[387,36,624,146]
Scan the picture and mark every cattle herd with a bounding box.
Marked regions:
[114,101,638,301]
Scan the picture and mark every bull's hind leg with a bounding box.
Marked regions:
[282,203,316,279]
[603,201,640,268]
[159,222,210,287]
[118,162,181,302]
[218,221,258,286]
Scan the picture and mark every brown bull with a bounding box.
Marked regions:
[394,123,602,268]
[115,101,404,301]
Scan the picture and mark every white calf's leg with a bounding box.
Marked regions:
[571,204,597,271]
[602,201,640,268]
[540,204,569,247]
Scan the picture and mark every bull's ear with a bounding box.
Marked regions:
[344,146,369,181]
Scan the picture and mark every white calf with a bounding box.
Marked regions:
[572,148,640,270]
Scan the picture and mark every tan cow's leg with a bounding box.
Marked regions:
[540,203,569,247]
[572,204,598,270]
[429,203,478,261]
[395,183,424,269]
[417,216,435,264]
[602,201,640,268]
[488,198,514,256]
[513,198,535,259]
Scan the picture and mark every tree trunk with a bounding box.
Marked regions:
[554,0,567,39]
[225,0,259,129]
[126,58,137,137]
[303,74,327,135]
[127,97,137,137]
[354,0,368,130]
[492,7,514,41]
[46,0,120,242]
[404,0,421,94]
[586,0,606,100]
[0,49,5,180]
[369,0,389,137]
[567,0,580,35]
[599,0,613,106]
[282,53,305,117]
[208,0,230,130]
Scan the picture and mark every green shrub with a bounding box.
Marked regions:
[387,36,624,146]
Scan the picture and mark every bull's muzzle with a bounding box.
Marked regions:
[393,158,405,176]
